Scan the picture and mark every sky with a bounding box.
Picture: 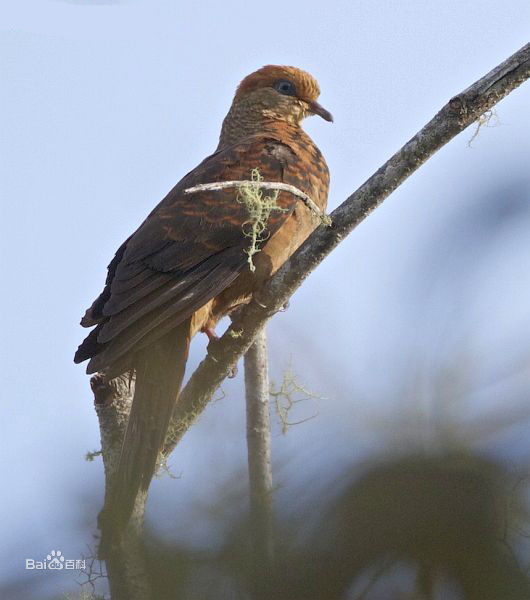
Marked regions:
[1,1,529,598]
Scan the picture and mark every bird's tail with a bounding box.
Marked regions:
[98,318,192,558]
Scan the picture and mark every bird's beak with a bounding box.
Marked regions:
[307,100,333,122]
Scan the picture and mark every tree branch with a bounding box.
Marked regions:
[162,42,530,456]
[91,374,152,600]
[244,327,275,598]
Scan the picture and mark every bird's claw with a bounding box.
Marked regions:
[201,325,219,343]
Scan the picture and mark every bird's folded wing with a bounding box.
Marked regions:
[75,135,307,373]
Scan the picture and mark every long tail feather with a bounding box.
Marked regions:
[98,319,192,557]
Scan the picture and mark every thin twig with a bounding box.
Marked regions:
[184,180,332,225]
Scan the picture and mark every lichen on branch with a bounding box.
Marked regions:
[270,362,322,434]
[237,168,289,272]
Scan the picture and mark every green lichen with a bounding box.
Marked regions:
[228,328,244,338]
[237,168,289,272]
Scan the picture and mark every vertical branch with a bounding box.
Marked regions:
[244,327,275,597]
[91,374,152,600]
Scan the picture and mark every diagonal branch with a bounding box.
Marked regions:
[162,42,530,457]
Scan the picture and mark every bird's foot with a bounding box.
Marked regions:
[201,325,219,343]
[204,326,223,360]
[90,373,112,405]
[203,326,238,378]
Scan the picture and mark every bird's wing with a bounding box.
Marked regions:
[75,135,309,373]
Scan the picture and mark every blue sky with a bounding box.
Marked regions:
[1,1,529,597]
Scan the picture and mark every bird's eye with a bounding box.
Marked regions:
[273,79,296,96]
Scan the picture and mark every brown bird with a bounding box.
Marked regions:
[75,65,331,554]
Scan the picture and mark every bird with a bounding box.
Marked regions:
[74,65,332,555]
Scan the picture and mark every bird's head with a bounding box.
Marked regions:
[233,65,333,126]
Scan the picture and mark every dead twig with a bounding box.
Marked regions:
[184,179,332,226]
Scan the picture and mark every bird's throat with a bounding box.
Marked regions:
[217,102,301,150]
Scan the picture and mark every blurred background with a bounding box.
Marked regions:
[1,1,529,598]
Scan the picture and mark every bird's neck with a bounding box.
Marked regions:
[217,102,303,150]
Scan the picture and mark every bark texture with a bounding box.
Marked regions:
[92,374,152,600]
[244,328,274,597]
